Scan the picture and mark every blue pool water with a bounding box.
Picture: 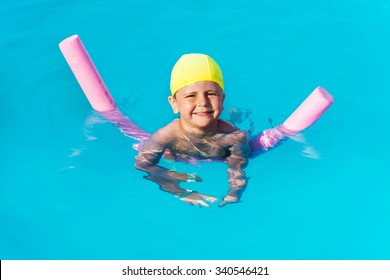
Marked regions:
[1,0,390,260]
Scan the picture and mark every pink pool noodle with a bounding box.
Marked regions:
[249,86,333,157]
[282,86,334,133]
[59,35,116,112]
[59,35,150,143]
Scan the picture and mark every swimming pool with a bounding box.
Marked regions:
[1,0,389,260]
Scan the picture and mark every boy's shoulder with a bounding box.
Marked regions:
[151,120,180,143]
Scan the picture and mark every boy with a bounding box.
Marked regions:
[135,54,249,207]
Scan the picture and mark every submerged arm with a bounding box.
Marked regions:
[135,126,217,207]
[135,130,190,196]
[221,130,250,207]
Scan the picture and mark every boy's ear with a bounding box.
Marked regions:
[168,96,179,114]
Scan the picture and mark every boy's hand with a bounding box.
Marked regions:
[219,195,239,207]
[180,192,218,208]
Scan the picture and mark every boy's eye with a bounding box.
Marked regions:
[184,94,195,98]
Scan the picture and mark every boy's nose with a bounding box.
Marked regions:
[196,94,210,106]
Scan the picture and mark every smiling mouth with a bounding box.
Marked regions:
[193,111,213,117]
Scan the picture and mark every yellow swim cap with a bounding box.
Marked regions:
[170,53,224,95]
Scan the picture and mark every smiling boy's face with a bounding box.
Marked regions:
[168,81,225,134]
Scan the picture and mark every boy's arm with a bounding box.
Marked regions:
[135,126,217,207]
[221,130,250,207]
[135,124,218,207]
[135,127,191,196]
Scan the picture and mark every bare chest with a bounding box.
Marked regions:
[171,134,231,159]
